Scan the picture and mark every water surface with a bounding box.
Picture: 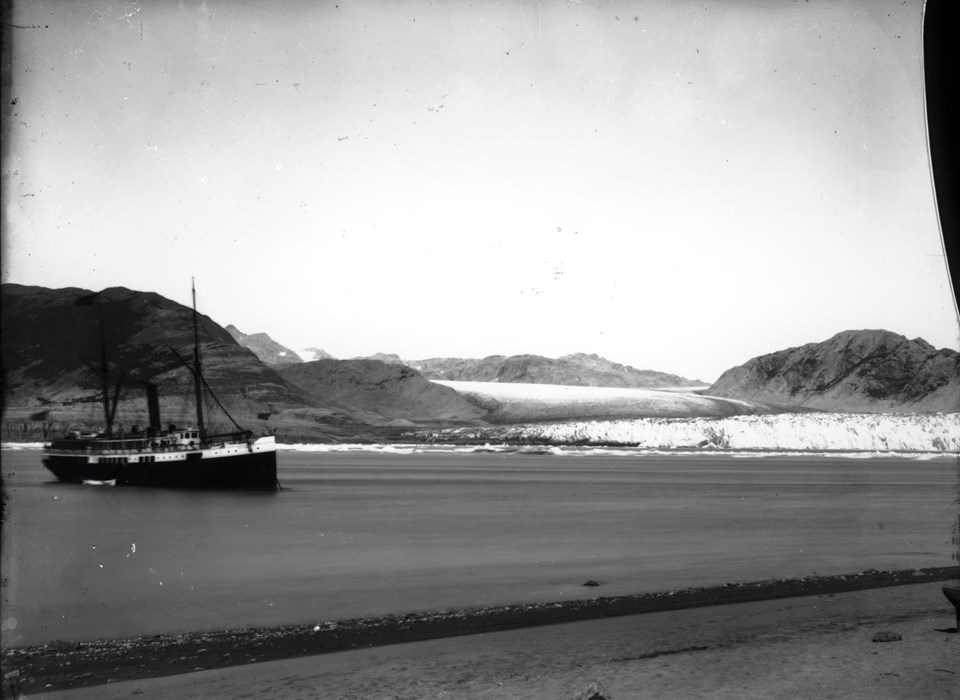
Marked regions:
[1,448,954,647]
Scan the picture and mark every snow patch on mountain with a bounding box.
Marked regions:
[296,347,337,362]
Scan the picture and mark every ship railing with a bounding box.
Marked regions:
[204,430,254,442]
[46,439,148,453]
[46,439,197,455]
[46,430,256,454]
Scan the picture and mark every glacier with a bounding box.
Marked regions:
[481,412,960,452]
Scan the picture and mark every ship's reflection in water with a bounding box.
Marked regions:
[1,448,954,648]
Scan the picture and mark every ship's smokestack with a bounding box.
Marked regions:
[145,382,161,431]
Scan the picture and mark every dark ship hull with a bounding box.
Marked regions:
[42,433,278,490]
[944,586,960,629]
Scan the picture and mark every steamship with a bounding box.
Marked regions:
[41,282,278,490]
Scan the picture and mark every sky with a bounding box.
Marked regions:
[3,0,958,382]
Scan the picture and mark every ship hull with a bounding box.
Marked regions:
[944,586,960,628]
[43,449,278,490]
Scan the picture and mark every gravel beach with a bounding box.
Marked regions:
[7,576,958,699]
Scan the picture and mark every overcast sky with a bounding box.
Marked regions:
[3,0,957,382]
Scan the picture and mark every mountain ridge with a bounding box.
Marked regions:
[409,353,704,388]
[225,324,302,366]
[1,284,317,422]
[229,328,705,390]
[707,329,959,413]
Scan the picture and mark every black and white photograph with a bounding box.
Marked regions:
[2,0,958,697]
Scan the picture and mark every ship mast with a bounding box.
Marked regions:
[74,291,117,436]
[191,278,206,438]
[97,302,113,437]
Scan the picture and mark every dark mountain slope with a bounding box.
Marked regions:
[708,330,960,413]
[278,359,487,424]
[1,284,324,433]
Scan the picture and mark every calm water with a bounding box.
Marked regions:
[1,448,955,647]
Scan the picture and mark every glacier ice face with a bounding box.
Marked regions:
[495,412,960,452]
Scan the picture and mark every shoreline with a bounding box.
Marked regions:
[5,566,957,695]
[3,440,956,457]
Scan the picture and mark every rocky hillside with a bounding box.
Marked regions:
[278,360,486,424]
[708,330,960,413]
[410,353,703,388]
[226,325,302,366]
[1,285,323,430]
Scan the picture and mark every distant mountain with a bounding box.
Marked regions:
[708,330,960,413]
[353,353,408,365]
[225,325,302,365]
[296,347,336,362]
[559,353,704,387]
[409,353,703,388]
[278,359,486,424]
